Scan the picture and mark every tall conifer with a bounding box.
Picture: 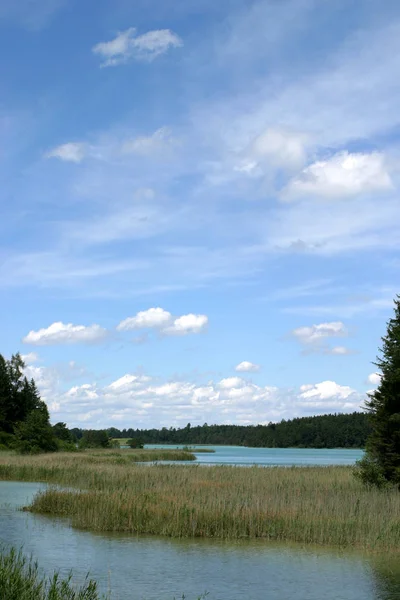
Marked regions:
[360,295,400,485]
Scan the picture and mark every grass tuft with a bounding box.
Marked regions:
[0,547,105,599]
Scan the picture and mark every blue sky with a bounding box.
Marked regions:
[1,0,398,428]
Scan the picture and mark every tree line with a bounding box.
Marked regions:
[71,411,371,449]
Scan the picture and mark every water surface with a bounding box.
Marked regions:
[1,481,398,600]
[144,445,364,466]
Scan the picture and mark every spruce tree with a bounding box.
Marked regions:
[359,295,400,486]
[0,355,12,432]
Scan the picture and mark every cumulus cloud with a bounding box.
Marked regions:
[367,372,382,386]
[117,308,172,331]
[118,309,208,336]
[23,322,107,346]
[92,27,183,67]
[46,142,86,163]
[21,352,39,365]
[292,321,347,345]
[218,377,246,389]
[163,314,208,336]
[32,362,363,429]
[299,381,360,412]
[235,361,260,372]
[285,151,392,199]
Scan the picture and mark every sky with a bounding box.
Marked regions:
[0,0,398,429]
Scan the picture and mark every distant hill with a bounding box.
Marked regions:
[72,412,371,449]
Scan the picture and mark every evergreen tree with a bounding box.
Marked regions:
[358,296,400,486]
[0,355,12,433]
[0,351,59,453]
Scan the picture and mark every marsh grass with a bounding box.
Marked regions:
[0,450,399,552]
[0,547,105,600]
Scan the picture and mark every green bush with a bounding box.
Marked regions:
[127,437,144,449]
[14,409,58,455]
[354,454,389,489]
[0,432,15,449]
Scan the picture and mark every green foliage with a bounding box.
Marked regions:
[359,296,400,486]
[0,352,73,454]
[126,437,144,449]
[87,412,371,449]
[0,431,15,450]
[354,454,389,489]
[0,547,105,599]
[79,430,110,449]
[14,405,58,454]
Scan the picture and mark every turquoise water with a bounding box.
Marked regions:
[0,481,399,600]
[144,445,364,466]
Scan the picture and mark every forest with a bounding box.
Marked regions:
[70,412,371,449]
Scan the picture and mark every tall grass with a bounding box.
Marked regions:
[0,548,206,600]
[1,451,399,552]
[0,547,105,600]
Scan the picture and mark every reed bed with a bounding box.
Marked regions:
[1,451,399,552]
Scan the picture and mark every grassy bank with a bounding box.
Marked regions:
[0,451,399,552]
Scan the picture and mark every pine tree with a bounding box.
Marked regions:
[358,295,400,486]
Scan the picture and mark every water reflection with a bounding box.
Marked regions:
[370,560,400,600]
[1,482,399,600]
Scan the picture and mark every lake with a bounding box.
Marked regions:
[2,444,399,600]
[144,445,364,466]
[1,481,399,600]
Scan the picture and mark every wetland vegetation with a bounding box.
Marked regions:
[0,450,399,552]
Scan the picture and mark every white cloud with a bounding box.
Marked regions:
[285,151,392,199]
[299,381,357,402]
[21,352,39,365]
[218,376,247,389]
[121,127,175,156]
[117,308,172,331]
[23,322,107,346]
[367,372,382,386]
[329,346,353,356]
[46,142,86,163]
[292,321,347,345]
[235,361,260,372]
[118,309,208,337]
[163,314,208,336]
[106,374,151,394]
[243,128,307,173]
[93,27,183,67]
[34,363,363,429]
[66,383,99,401]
